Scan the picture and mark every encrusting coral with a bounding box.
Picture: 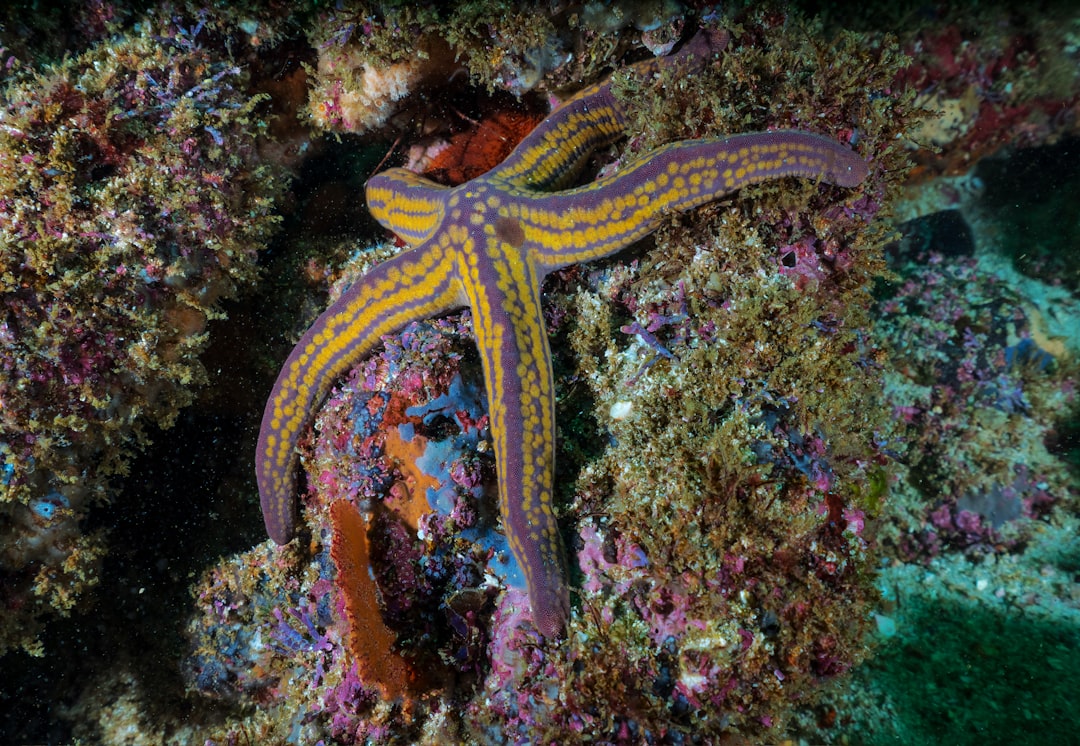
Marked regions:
[0,13,283,655]
[330,498,419,701]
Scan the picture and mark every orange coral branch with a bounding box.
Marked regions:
[329,498,415,701]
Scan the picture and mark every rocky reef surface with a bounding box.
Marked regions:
[1,2,1077,745]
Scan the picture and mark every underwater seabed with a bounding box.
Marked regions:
[803,138,1080,745]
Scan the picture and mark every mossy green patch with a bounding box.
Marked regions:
[855,597,1080,745]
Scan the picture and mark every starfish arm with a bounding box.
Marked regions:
[492,28,730,192]
[366,168,450,247]
[487,90,625,192]
[459,240,569,637]
[257,243,466,544]
[522,131,869,272]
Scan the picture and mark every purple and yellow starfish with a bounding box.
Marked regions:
[256,29,868,639]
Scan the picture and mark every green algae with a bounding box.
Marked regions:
[893,599,1080,745]
[845,591,1080,746]
[0,13,285,655]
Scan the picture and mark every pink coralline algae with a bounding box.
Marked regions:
[184,302,509,742]
[304,307,506,661]
[875,248,1073,563]
[0,14,283,654]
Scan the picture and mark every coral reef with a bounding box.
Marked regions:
[182,308,504,743]
[183,6,912,744]
[306,28,447,135]
[0,13,283,654]
[787,200,1080,745]
[876,246,1073,561]
[781,8,1080,740]
[302,1,694,139]
[7,2,1078,745]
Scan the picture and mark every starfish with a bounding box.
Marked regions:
[256,29,868,639]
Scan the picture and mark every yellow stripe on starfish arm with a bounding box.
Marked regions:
[492,105,626,192]
[459,234,568,638]
[257,244,466,544]
[524,130,869,270]
[366,169,450,247]
[493,28,730,192]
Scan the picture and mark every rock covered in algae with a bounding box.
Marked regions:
[893,5,1080,180]
[0,13,283,655]
[181,6,919,743]
[12,2,1079,744]
[785,147,1080,746]
[302,0,694,138]
[184,285,503,744]
[874,242,1075,564]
